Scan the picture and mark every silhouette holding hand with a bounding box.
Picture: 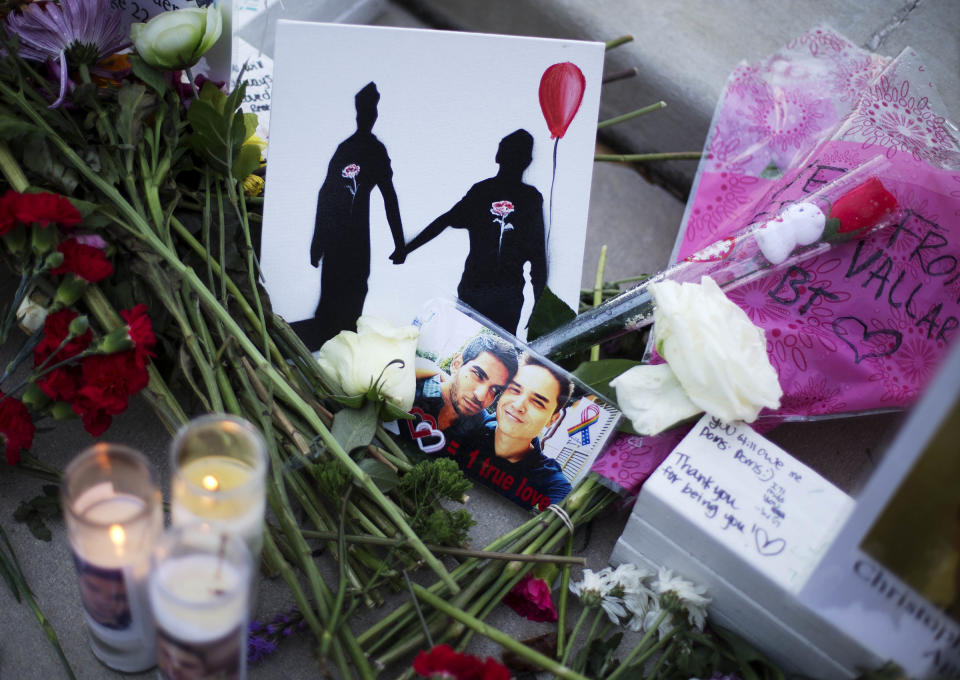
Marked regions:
[293,82,405,351]
[404,129,547,334]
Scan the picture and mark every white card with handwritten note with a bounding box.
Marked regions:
[644,414,854,593]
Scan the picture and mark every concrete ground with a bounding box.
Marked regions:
[1,0,955,678]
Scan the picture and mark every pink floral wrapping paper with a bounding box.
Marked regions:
[591,26,960,496]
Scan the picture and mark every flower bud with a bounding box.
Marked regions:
[53,274,87,309]
[50,401,76,420]
[30,223,58,256]
[43,251,64,271]
[94,325,134,354]
[16,292,48,335]
[67,315,90,338]
[130,7,223,71]
[21,382,49,409]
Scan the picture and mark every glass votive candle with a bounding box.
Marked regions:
[170,414,268,563]
[62,443,163,672]
[150,523,252,680]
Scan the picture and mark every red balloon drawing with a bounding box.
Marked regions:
[538,62,586,139]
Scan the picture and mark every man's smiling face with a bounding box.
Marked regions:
[495,363,561,445]
[448,351,510,417]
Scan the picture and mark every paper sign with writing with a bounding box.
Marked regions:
[647,414,854,593]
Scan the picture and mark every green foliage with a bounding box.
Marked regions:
[116,83,155,148]
[186,81,260,181]
[528,286,577,341]
[398,458,472,505]
[577,631,622,678]
[13,485,60,542]
[572,358,641,402]
[398,459,475,547]
[331,400,378,453]
[356,458,400,495]
[310,459,351,499]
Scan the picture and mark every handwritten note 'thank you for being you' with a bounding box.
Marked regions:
[642,414,855,594]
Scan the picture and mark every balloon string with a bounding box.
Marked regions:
[547,137,558,244]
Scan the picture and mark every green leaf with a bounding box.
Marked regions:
[0,114,34,139]
[117,83,155,148]
[527,286,576,340]
[242,113,259,141]
[128,55,167,96]
[572,358,640,402]
[331,400,378,453]
[232,142,260,181]
[378,400,414,422]
[356,458,400,494]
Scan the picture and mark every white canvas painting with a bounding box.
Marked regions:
[260,21,604,350]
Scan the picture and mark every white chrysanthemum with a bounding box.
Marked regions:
[652,567,710,631]
[570,567,628,624]
[609,563,656,621]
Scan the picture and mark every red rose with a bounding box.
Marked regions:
[412,644,510,680]
[503,575,558,623]
[14,191,82,229]
[829,177,898,235]
[0,393,35,465]
[51,238,113,283]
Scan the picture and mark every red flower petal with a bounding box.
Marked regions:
[504,575,557,623]
[14,192,82,229]
[829,177,898,235]
[0,393,35,465]
[51,238,113,283]
[412,644,510,680]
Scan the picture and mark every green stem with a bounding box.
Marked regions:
[412,583,591,680]
[0,141,29,191]
[590,244,607,362]
[298,529,586,564]
[597,101,666,129]
[606,609,672,680]
[605,35,633,50]
[560,605,591,666]
[555,532,574,660]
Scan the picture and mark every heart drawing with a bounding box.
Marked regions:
[754,527,786,557]
[831,316,902,364]
[406,407,445,454]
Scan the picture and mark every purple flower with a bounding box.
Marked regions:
[5,0,130,107]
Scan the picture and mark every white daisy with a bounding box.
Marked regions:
[652,567,710,631]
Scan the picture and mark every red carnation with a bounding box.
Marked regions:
[34,309,92,367]
[72,352,146,436]
[14,191,82,229]
[0,190,18,235]
[504,574,558,623]
[34,309,93,402]
[829,177,898,235]
[412,644,510,680]
[120,304,156,365]
[51,238,113,283]
[0,393,35,465]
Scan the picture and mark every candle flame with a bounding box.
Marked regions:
[109,524,125,547]
[202,475,220,492]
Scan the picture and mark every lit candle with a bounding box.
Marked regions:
[150,524,251,680]
[170,415,268,562]
[62,444,162,672]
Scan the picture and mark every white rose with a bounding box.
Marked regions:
[130,7,223,71]
[610,363,701,436]
[315,316,419,411]
[651,276,781,424]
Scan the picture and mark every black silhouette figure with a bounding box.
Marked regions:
[402,129,547,334]
[293,82,405,350]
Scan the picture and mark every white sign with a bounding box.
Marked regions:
[646,414,854,593]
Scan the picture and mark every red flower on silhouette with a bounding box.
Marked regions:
[12,191,82,229]
[504,574,558,622]
[829,177,898,235]
[412,644,510,680]
[490,201,514,219]
[34,309,93,402]
[51,238,113,282]
[0,393,35,465]
[341,164,360,179]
